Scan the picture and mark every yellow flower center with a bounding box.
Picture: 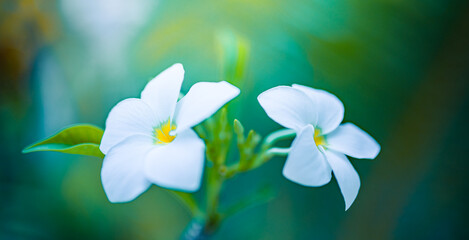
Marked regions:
[154,119,177,144]
[314,128,326,147]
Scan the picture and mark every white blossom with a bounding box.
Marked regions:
[100,63,240,202]
[258,84,380,210]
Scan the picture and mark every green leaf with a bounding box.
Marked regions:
[221,185,275,219]
[22,124,104,158]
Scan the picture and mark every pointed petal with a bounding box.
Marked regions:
[100,98,157,154]
[174,81,240,133]
[326,123,380,159]
[292,84,344,134]
[144,129,205,192]
[282,125,332,187]
[324,150,360,210]
[141,63,184,120]
[101,135,154,203]
[258,86,317,132]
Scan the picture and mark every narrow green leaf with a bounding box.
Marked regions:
[221,185,275,219]
[167,190,202,217]
[22,124,104,158]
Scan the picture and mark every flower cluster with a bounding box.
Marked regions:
[100,63,380,209]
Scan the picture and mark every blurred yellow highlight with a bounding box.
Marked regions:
[314,129,326,147]
[155,119,177,144]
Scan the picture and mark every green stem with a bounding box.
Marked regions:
[262,128,296,148]
[183,128,296,239]
[265,147,290,156]
[224,129,296,178]
[247,129,295,170]
[204,166,224,235]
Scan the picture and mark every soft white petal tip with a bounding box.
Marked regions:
[345,201,353,211]
[220,81,241,96]
[153,63,184,78]
[171,63,184,70]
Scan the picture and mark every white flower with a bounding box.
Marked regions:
[99,63,240,203]
[258,84,380,210]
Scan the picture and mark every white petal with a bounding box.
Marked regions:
[173,81,240,133]
[282,125,332,187]
[326,123,380,159]
[100,98,157,154]
[144,129,205,192]
[101,135,154,203]
[258,86,317,132]
[141,63,184,120]
[324,150,360,210]
[292,84,344,134]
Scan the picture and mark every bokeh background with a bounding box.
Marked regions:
[1,0,469,239]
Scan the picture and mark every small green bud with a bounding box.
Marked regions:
[233,119,245,136]
[246,130,261,148]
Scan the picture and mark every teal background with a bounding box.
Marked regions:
[1,0,468,239]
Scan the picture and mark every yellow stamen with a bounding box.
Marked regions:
[154,119,177,144]
[314,128,326,147]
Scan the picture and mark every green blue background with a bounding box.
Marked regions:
[1,0,468,239]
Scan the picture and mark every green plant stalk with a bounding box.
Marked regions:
[200,128,296,236]
[263,128,296,147]
[204,166,224,234]
[225,128,296,178]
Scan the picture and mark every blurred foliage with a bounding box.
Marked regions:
[1,0,469,239]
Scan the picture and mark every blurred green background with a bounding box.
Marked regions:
[1,0,469,239]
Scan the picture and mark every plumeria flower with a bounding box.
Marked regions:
[100,63,240,203]
[258,84,380,210]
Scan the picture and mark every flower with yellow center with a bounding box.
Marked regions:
[99,63,240,203]
[258,84,380,210]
